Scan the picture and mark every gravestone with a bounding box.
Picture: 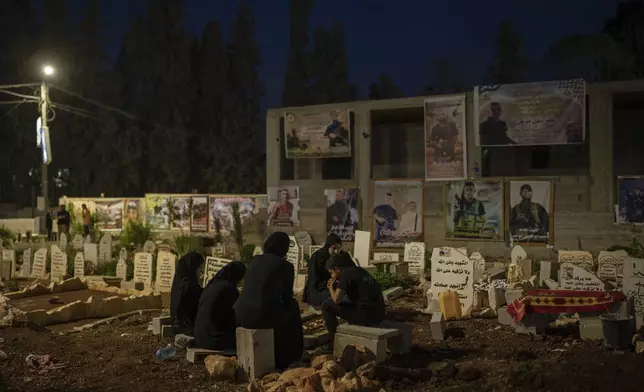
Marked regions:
[430,247,474,316]
[50,244,67,282]
[309,245,322,256]
[31,248,48,279]
[133,252,153,287]
[597,250,628,288]
[20,248,32,278]
[119,247,128,262]
[59,233,68,249]
[202,257,232,286]
[539,261,560,287]
[353,230,371,267]
[558,250,594,272]
[624,258,644,329]
[74,252,85,278]
[72,234,84,250]
[84,243,98,267]
[286,236,299,270]
[155,251,177,293]
[1,249,16,279]
[293,231,313,250]
[470,252,486,282]
[84,235,92,244]
[143,240,156,254]
[116,259,127,281]
[373,253,399,262]
[99,235,113,264]
[511,245,528,264]
[404,242,426,275]
[560,263,605,291]
[253,246,263,256]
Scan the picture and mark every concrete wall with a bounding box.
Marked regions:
[266,81,644,260]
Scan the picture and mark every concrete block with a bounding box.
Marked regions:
[161,325,175,338]
[333,333,387,363]
[382,286,404,303]
[121,281,144,291]
[236,328,275,380]
[174,333,195,348]
[497,307,515,326]
[337,324,400,340]
[515,314,548,335]
[303,330,331,349]
[488,286,506,311]
[539,261,560,287]
[579,315,606,341]
[504,288,524,305]
[152,316,172,335]
[430,312,446,341]
[186,348,236,364]
[379,320,413,353]
[518,259,532,279]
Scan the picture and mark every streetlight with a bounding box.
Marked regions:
[43,65,54,76]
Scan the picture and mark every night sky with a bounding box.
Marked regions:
[65,0,617,108]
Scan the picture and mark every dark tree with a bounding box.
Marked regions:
[368,74,404,100]
[487,20,528,84]
[282,0,314,106]
[604,0,644,77]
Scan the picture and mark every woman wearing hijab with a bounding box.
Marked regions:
[194,261,246,350]
[302,233,343,309]
[234,232,304,370]
[170,252,204,336]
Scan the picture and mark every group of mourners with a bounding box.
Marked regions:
[170,231,386,370]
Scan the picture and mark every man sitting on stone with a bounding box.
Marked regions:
[321,251,386,338]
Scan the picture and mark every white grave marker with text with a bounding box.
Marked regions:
[84,243,98,266]
[74,252,85,278]
[20,248,32,277]
[558,250,594,272]
[623,257,644,329]
[50,245,67,282]
[133,252,153,287]
[99,235,112,264]
[31,248,47,278]
[373,253,399,262]
[560,263,605,291]
[597,250,628,288]
[155,251,177,292]
[404,242,425,274]
[202,257,232,286]
[430,247,473,315]
[287,236,299,269]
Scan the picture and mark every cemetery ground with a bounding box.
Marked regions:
[2,290,644,392]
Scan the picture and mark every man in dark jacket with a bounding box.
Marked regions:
[234,232,303,369]
[302,233,343,309]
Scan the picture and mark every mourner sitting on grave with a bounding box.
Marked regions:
[234,232,304,370]
[321,251,386,336]
[194,261,246,351]
[170,251,204,336]
[302,233,345,308]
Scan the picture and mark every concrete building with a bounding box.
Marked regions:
[265,80,644,258]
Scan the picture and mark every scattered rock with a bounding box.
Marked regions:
[356,361,376,380]
[279,367,316,383]
[320,360,346,379]
[263,380,294,392]
[204,355,238,381]
[359,376,382,391]
[456,365,481,381]
[340,372,363,390]
[262,373,281,385]
[311,354,336,369]
[429,362,457,379]
[340,344,376,371]
[0,350,7,361]
[247,380,263,392]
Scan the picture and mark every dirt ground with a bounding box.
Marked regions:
[8,290,127,312]
[2,290,644,392]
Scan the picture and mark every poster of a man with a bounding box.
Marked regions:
[268,186,300,227]
[508,181,553,245]
[145,195,170,230]
[372,181,423,248]
[424,96,467,180]
[95,200,124,231]
[617,177,644,225]
[171,196,191,230]
[124,199,141,224]
[445,180,503,240]
[284,110,351,159]
[325,188,359,241]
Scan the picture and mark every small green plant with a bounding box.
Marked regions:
[608,237,644,258]
[174,235,204,257]
[119,221,154,248]
[372,271,419,290]
[0,226,16,246]
[95,260,118,276]
[231,202,244,250]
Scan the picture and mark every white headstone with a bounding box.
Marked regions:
[373,253,399,262]
[353,230,371,267]
[31,248,47,278]
[143,240,156,254]
[50,244,67,282]
[253,246,263,256]
[20,248,32,278]
[597,250,628,288]
[83,243,98,267]
[404,242,425,274]
[430,247,474,316]
[99,235,113,264]
[84,235,92,244]
[558,250,594,272]
[470,252,486,282]
[74,252,85,278]
[155,251,177,293]
[119,247,128,262]
[293,231,313,249]
[59,233,68,249]
[286,236,299,270]
[72,234,84,250]
[560,263,605,291]
[116,259,127,281]
[1,249,16,279]
[202,257,232,286]
[623,257,644,329]
[133,252,153,287]
[511,245,528,264]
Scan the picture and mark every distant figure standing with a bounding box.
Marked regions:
[57,205,71,236]
[45,208,53,241]
[81,204,91,236]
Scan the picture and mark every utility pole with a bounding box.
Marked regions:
[40,80,49,217]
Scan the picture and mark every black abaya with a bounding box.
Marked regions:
[194,261,246,351]
[234,232,304,369]
[303,233,342,307]
[170,252,204,336]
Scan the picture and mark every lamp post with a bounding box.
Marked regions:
[40,65,54,231]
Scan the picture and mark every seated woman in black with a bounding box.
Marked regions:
[234,232,303,369]
[170,252,204,336]
[321,251,386,335]
[303,233,343,309]
[194,261,246,350]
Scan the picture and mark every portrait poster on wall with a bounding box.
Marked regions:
[507,180,554,246]
[284,109,351,159]
[444,180,504,241]
[209,196,262,235]
[94,199,124,231]
[190,196,209,232]
[372,180,424,248]
[325,188,359,242]
[474,79,585,146]
[124,199,144,224]
[171,196,191,230]
[424,95,467,181]
[616,176,644,225]
[267,186,300,227]
[145,194,170,230]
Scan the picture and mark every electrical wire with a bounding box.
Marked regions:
[50,103,113,124]
[0,89,39,101]
[0,82,41,89]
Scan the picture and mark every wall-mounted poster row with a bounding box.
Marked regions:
[283,109,352,159]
